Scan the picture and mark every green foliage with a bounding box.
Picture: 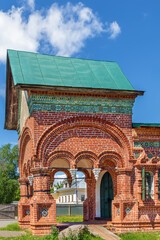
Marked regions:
[55,181,65,189]
[51,181,65,193]
[44,226,59,240]
[56,216,83,223]
[0,144,20,203]
[0,223,21,231]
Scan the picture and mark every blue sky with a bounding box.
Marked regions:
[0,0,160,147]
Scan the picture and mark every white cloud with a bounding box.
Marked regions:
[0,6,40,62]
[108,21,121,39]
[0,2,121,62]
[53,173,67,185]
[27,0,35,11]
[0,87,5,98]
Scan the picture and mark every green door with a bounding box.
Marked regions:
[100,172,114,219]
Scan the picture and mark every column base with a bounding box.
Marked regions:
[31,223,56,236]
[30,195,56,235]
[18,200,30,230]
[112,222,160,233]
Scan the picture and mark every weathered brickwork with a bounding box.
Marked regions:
[17,91,160,235]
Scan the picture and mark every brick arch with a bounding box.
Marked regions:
[75,151,97,178]
[47,151,74,168]
[19,127,34,177]
[36,116,132,168]
[98,151,124,168]
[75,151,98,167]
[50,169,72,186]
[77,169,91,179]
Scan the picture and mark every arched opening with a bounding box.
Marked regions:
[100,172,113,219]
[51,170,86,223]
[51,171,68,204]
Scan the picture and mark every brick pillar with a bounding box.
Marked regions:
[154,169,159,202]
[83,177,96,221]
[112,168,139,231]
[30,167,56,236]
[116,168,132,198]
[18,178,31,229]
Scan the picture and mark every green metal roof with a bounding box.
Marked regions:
[7,49,135,91]
[133,123,160,128]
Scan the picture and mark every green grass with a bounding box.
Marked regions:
[0,216,83,232]
[0,234,43,240]
[0,223,21,231]
[0,226,102,240]
[0,233,102,240]
[56,215,83,223]
[119,231,160,240]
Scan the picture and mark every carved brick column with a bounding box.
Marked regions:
[18,178,30,229]
[30,167,56,236]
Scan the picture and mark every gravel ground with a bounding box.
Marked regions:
[0,219,27,238]
[0,219,18,228]
[0,231,26,237]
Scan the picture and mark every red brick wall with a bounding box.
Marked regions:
[18,93,160,234]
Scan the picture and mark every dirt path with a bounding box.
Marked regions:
[0,219,18,228]
[0,231,26,237]
[88,225,120,240]
[0,219,26,238]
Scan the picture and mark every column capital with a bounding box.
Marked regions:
[69,169,77,180]
[30,167,50,175]
[116,168,132,174]
[18,177,29,185]
[92,168,101,181]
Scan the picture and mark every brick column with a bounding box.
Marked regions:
[83,177,96,221]
[112,168,139,231]
[116,168,132,197]
[18,178,30,229]
[154,169,159,202]
[30,167,56,236]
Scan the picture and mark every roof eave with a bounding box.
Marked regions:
[133,123,160,128]
[16,83,144,97]
[5,56,19,130]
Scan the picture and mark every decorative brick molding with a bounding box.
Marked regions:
[36,115,132,166]
[28,94,135,116]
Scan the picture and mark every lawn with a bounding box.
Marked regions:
[2,221,160,240]
[0,221,102,240]
[119,231,160,240]
[56,215,83,222]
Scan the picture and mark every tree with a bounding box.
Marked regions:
[0,144,20,203]
[50,180,65,193]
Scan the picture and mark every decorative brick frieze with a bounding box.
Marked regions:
[134,141,160,148]
[28,94,134,115]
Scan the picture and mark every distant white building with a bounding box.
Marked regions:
[52,179,87,204]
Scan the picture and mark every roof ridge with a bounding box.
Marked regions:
[7,49,117,63]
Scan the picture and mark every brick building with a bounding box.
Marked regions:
[5,50,160,235]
